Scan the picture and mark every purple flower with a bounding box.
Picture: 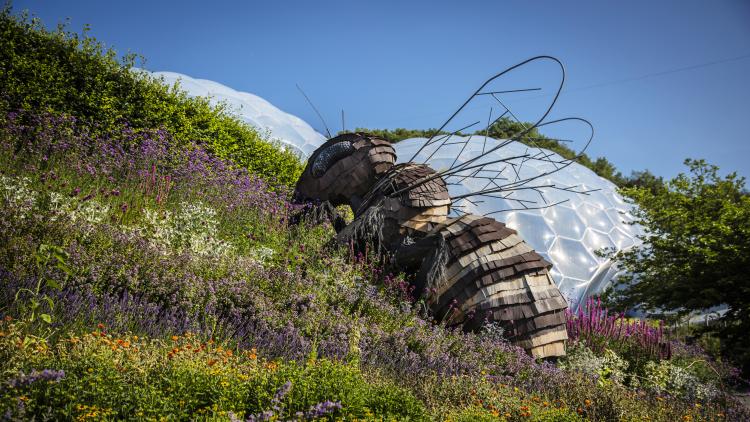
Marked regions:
[8,369,66,388]
[304,400,342,418]
[271,381,292,405]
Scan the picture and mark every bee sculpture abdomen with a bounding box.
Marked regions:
[419,214,568,358]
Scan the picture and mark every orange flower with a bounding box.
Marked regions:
[97,323,105,329]
[225,349,233,357]
[171,335,179,341]
[584,399,591,407]
[207,359,217,366]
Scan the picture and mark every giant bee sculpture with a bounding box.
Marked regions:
[293,57,595,359]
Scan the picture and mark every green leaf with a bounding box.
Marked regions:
[45,279,61,290]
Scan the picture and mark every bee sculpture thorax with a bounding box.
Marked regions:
[294,134,568,359]
[354,163,452,251]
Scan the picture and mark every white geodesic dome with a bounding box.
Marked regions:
[149,71,326,157]
[393,136,644,310]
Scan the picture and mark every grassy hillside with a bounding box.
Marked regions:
[0,7,747,421]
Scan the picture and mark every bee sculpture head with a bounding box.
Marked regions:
[293,132,396,211]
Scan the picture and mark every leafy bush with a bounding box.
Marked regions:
[566,297,672,366]
[607,159,750,374]
[0,7,303,186]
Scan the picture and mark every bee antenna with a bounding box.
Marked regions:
[296,83,332,138]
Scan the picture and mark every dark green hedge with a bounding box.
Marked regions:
[0,7,303,186]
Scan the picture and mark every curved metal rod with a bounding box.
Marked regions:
[407,55,566,163]
[534,116,595,160]
[388,115,593,201]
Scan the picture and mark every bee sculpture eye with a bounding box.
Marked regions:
[311,141,355,178]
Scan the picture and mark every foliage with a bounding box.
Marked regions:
[0,322,427,420]
[344,127,447,144]
[561,344,629,388]
[606,159,750,374]
[566,297,671,365]
[1,110,746,421]
[0,7,303,186]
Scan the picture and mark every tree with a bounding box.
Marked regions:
[607,159,750,372]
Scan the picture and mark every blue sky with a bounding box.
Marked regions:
[13,0,750,180]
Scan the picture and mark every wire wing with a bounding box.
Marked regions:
[392,56,597,216]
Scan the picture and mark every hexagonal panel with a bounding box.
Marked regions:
[543,205,587,241]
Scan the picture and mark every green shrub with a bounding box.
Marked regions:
[0,7,303,186]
